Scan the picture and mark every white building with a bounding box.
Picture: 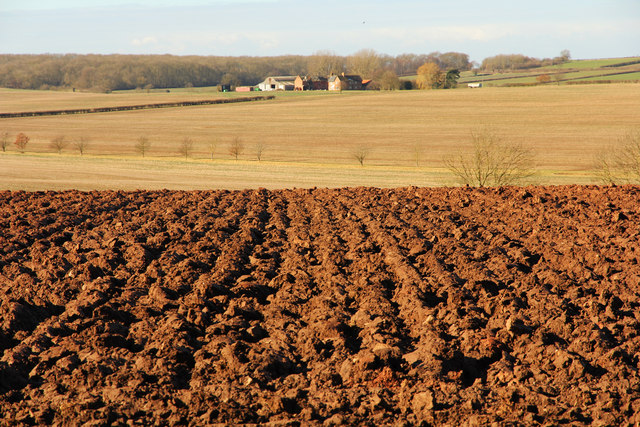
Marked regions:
[257,76,297,91]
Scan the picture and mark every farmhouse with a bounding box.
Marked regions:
[257,76,297,91]
[328,73,371,91]
[294,75,328,91]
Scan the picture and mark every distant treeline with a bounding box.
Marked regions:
[0,51,472,92]
[481,51,571,72]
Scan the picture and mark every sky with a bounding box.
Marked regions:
[1,0,639,62]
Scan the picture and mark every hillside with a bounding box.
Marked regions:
[459,57,640,87]
[1,186,640,425]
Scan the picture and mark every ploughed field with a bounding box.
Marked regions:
[1,186,640,425]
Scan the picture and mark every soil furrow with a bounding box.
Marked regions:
[1,186,640,425]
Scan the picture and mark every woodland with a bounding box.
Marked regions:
[0,51,472,92]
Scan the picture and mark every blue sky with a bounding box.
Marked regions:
[1,0,639,62]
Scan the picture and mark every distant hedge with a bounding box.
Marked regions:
[565,79,637,85]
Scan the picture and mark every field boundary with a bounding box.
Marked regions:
[0,95,275,118]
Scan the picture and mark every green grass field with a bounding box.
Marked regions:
[465,70,640,86]
[457,57,640,87]
[1,83,639,190]
[571,72,640,82]
[551,57,640,69]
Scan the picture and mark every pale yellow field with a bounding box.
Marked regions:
[1,84,639,190]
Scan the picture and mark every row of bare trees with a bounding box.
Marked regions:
[134,136,267,161]
[1,132,256,160]
[2,130,372,166]
[5,129,639,186]
[47,135,90,155]
[481,50,571,72]
[6,129,533,183]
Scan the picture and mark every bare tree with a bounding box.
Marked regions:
[353,145,370,166]
[1,132,9,152]
[444,129,534,187]
[616,130,640,182]
[413,144,422,167]
[207,139,218,160]
[552,72,566,86]
[255,143,266,161]
[347,48,382,79]
[229,137,244,160]
[595,130,640,184]
[14,133,29,153]
[178,136,194,160]
[50,135,67,154]
[308,50,345,76]
[74,136,90,156]
[135,136,151,158]
[379,70,401,90]
[593,150,616,185]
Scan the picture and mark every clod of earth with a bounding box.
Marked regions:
[1,186,640,425]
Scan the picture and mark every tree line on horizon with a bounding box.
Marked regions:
[0,50,473,92]
[0,50,573,93]
[481,50,571,72]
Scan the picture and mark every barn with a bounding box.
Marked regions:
[257,76,297,91]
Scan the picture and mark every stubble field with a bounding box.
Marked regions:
[1,83,640,190]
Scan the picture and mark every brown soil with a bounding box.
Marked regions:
[1,186,640,425]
